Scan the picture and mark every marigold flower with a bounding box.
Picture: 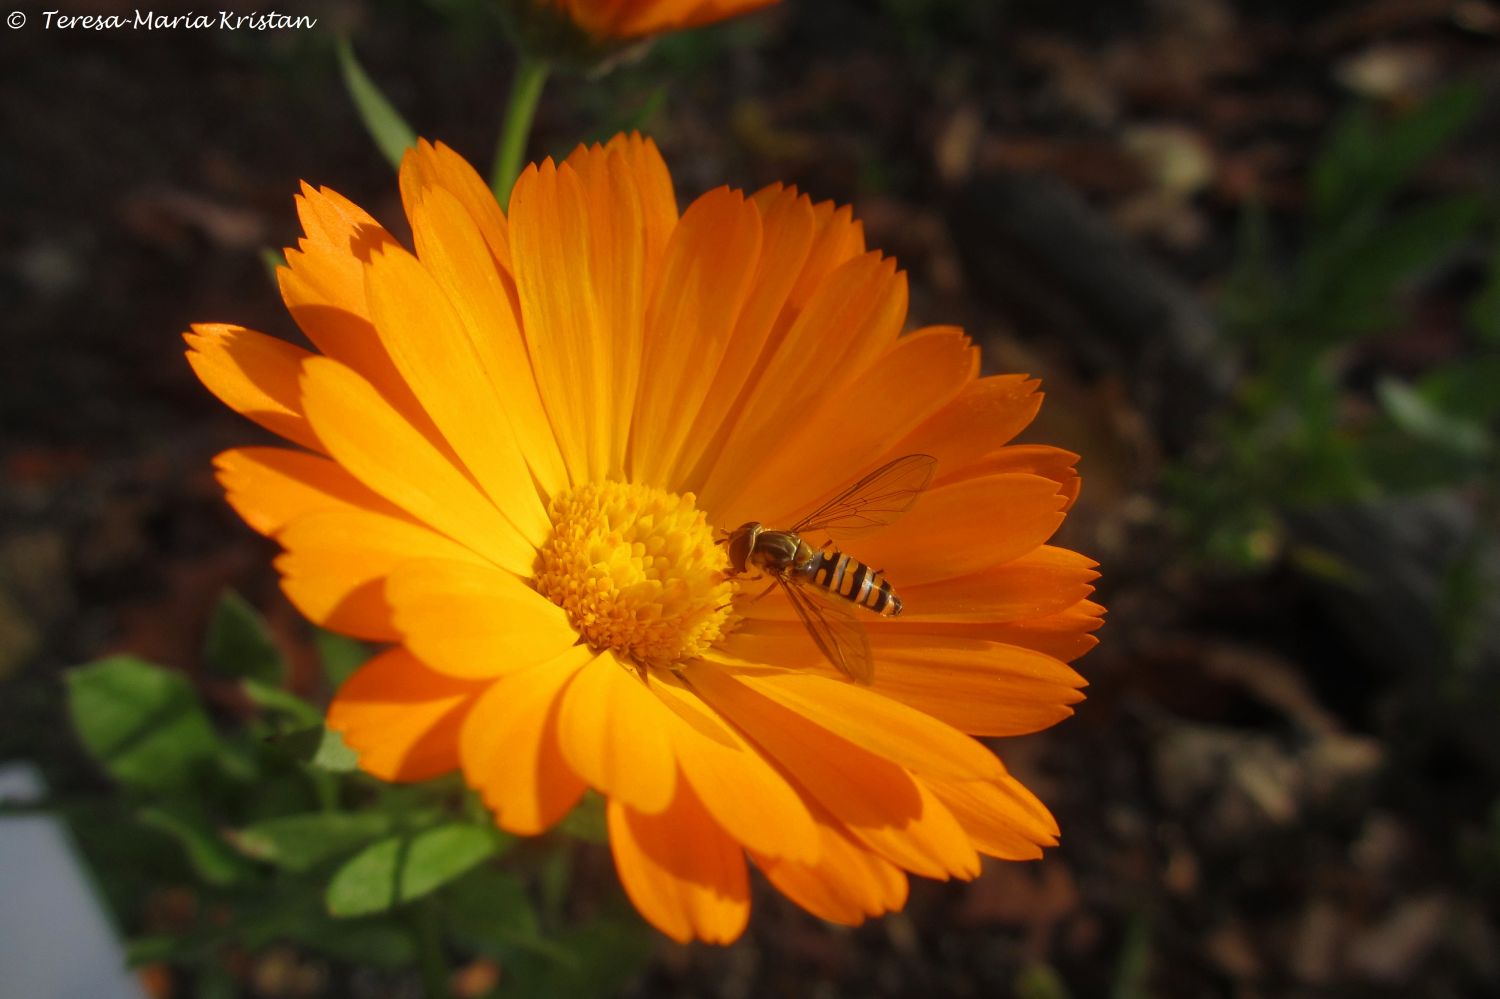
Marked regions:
[186,134,1103,944]
[544,0,778,39]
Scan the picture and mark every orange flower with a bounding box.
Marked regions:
[186,134,1103,944]
[545,0,778,39]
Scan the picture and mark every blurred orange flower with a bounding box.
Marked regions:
[186,134,1102,944]
[547,0,777,39]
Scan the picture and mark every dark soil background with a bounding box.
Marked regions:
[4,1,1500,996]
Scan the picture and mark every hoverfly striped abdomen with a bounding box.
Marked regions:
[722,454,936,683]
[802,549,903,617]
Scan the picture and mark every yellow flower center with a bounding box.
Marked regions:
[535,481,736,668]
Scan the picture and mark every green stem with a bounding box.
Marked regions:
[412,899,451,999]
[491,57,550,201]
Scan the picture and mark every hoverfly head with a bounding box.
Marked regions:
[724,522,762,574]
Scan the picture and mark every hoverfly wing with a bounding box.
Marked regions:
[791,454,937,540]
[779,577,875,684]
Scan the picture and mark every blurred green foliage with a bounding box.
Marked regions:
[338,39,419,170]
[1110,913,1153,999]
[1015,961,1072,999]
[56,591,652,998]
[1171,82,1498,572]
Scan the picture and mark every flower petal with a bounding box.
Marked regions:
[214,447,399,537]
[326,648,484,782]
[591,0,777,37]
[649,671,819,863]
[675,188,870,494]
[363,241,551,544]
[725,621,1086,738]
[687,660,979,880]
[386,559,580,679]
[407,184,567,500]
[726,326,977,528]
[278,185,435,431]
[894,545,1099,621]
[699,252,908,517]
[740,545,1096,626]
[770,192,868,324]
[400,139,513,274]
[668,185,816,490]
[751,810,909,926]
[282,183,395,323]
[630,187,763,488]
[184,324,319,451]
[275,509,482,641]
[891,374,1042,480]
[510,151,650,483]
[854,473,1068,584]
[556,652,678,813]
[565,134,677,291]
[962,444,1082,511]
[701,661,1003,781]
[924,771,1060,860]
[973,600,1106,664]
[460,647,593,835]
[863,638,1084,737]
[298,355,534,574]
[864,774,982,881]
[607,784,750,945]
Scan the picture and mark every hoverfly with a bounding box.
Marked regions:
[723,454,937,684]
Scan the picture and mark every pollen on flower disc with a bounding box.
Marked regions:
[535,481,736,667]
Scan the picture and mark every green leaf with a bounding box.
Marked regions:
[1309,104,1377,224]
[537,839,572,925]
[196,965,238,999]
[126,935,189,967]
[337,38,417,170]
[314,629,368,690]
[583,86,667,147]
[234,812,395,872]
[138,802,256,887]
[1309,195,1484,338]
[268,725,360,773]
[1470,237,1500,346]
[1219,198,1283,340]
[498,916,654,999]
[1416,356,1500,422]
[311,727,358,771]
[1311,82,1482,225]
[1015,963,1072,999]
[1439,543,1496,671]
[238,772,322,822]
[243,677,321,728]
[556,790,607,843]
[1110,912,1152,999]
[1376,377,1490,459]
[204,590,285,685]
[1286,545,1361,586]
[67,656,220,791]
[327,824,500,917]
[260,247,286,292]
[284,918,417,969]
[442,867,538,958]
